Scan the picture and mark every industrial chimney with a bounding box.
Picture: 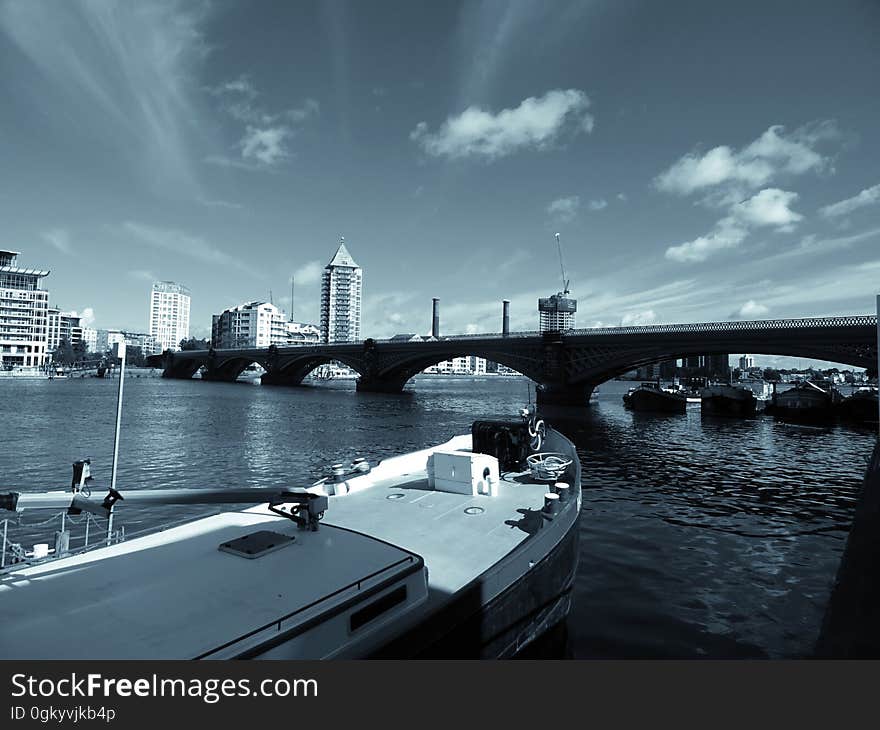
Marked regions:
[432,298,440,339]
[502,300,510,336]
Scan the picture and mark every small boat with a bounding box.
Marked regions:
[0,408,581,659]
[623,382,687,414]
[836,387,879,424]
[764,380,842,423]
[700,383,759,417]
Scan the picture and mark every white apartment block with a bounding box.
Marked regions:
[97,329,159,356]
[0,250,50,369]
[212,301,290,349]
[320,239,362,344]
[425,356,487,375]
[149,281,191,352]
[47,308,83,351]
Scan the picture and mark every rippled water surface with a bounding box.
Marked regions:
[1,375,874,658]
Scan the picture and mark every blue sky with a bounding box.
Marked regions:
[1,0,878,356]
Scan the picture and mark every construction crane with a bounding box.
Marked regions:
[555,232,570,294]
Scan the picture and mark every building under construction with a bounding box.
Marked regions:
[538,233,577,333]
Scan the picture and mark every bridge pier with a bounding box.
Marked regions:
[535,383,595,420]
[200,370,239,382]
[260,371,307,387]
[355,375,408,394]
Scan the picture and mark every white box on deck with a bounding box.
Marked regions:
[428,450,500,496]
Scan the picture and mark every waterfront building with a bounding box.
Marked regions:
[95,329,159,356]
[47,308,84,352]
[538,291,577,333]
[739,354,755,371]
[0,250,50,369]
[149,281,191,352]
[82,327,98,353]
[212,301,289,349]
[424,356,487,375]
[286,321,321,345]
[320,238,362,344]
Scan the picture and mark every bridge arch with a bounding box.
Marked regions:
[373,348,543,388]
[268,352,367,386]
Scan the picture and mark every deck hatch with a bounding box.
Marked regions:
[219,530,295,559]
[349,585,407,632]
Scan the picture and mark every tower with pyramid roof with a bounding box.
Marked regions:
[320,237,363,343]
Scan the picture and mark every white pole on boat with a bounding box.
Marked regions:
[108,341,126,545]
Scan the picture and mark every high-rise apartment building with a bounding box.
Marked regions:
[320,238,362,344]
[149,281,190,352]
[0,250,50,369]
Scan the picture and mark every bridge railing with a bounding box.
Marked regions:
[432,315,878,341]
[160,314,877,356]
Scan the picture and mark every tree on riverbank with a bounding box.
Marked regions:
[180,337,210,351]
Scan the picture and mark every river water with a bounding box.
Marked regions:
[1,375,875,658]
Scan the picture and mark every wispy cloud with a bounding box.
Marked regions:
[0,1,212,197]
[588,198,608,211]
[411,89,594,160]
[120,221,263,278]
[293,260,323,286]
[206,76,319,169]
[127,269,156,282]
[819,182,880,218]
[666,188,803,263]
[41,228,72,255]
[197,198,244,210]
[620,309,657,326]
[546,195,580,223]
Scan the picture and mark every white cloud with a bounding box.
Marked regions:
[665,188,803,263]
[655,122,835,196]
[411,88,594,160]
[731,300,769,319]
[588,198,608,211]
[208,75,318,168]
[820,182,880,218]
[731,188,802,228]
[42,228,72,255]
[546,195,580,222]
[66,307,95,327]
[293,260,322,286]
[121,221,262,277]
[620,310,657,326]
[665,218,748,263]
[616,192,627,202]
[241,126,290,165]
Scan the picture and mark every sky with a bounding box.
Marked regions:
[1,0,879,368]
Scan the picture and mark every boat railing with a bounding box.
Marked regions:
[1,511,126,574]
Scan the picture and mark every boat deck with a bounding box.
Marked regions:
[0,461,557,659]
[325,470,552,610]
